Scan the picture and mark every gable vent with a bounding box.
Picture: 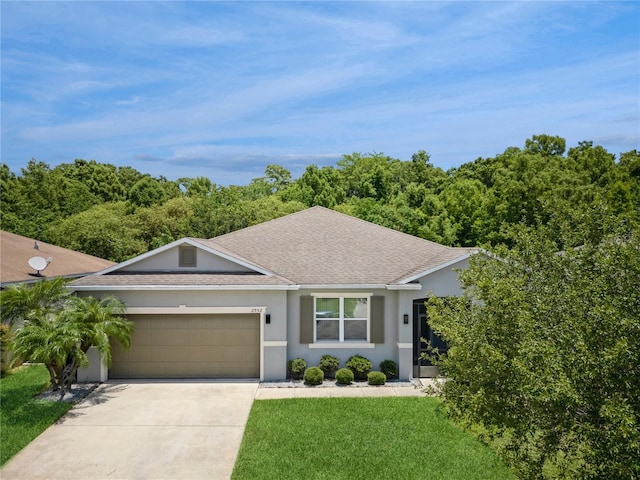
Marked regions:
[179,246,197,267]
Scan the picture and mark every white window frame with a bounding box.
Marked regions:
[312,293,371,343]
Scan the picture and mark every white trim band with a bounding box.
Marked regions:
[308,343,375,349]
[126,306,267,315]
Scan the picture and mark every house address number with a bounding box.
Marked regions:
[251,308,265,313]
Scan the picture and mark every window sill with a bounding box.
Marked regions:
[308,342,375,349]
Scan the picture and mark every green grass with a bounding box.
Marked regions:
[232,396,515,480]
[0,365,72,466]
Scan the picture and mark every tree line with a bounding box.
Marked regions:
[1,134,638,261]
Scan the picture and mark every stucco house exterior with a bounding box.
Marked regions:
[70,206,474,381]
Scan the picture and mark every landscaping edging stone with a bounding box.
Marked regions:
[37,382,101,403]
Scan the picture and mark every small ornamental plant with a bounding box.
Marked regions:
[304,367,324,386]
[1,324,13,375]
[318,354,340,379]
[380,359,398,379]
[346,354,372,381]
[335,368,354,385]
[368,371,387,386]
[288,358,306,380]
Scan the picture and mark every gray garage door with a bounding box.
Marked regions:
[110,313,260,379]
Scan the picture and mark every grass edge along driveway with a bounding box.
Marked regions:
[232,396,515,480]
[0,365,72,466]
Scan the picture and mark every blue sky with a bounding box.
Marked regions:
[2,1,639,186]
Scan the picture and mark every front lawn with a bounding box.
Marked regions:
[0,364,72,466]
[232,396,515,480]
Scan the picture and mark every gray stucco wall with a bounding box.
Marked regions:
[77,257,469,382]
[285,288,402,375]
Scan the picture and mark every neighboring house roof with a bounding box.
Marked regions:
[71,207,473,290]
[1,230,116,287]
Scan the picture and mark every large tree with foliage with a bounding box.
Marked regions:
[1,279,133,398]
[426,210,640,479]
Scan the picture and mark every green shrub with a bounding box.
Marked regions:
[288,358,306,380]
[368,371,387,385]
[346,354,372,381]
[304,367,324,386]
[318,355,340,379]
[335,368,354,385]
[380,359,398,379]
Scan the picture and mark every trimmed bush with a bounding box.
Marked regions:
[335,368,354,385]
[318,354,340,379]
[368,371,387,385]
[304,367,324,386]
[346,354,372,381]
[288,358,306,380]
[380,359,398,379]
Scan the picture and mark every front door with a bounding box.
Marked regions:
[412,299,447,377]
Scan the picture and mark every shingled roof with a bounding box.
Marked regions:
[1,230,116,287]
[70,207,473,289]
[201,206,472,286]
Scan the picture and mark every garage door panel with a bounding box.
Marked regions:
[111,314,259,379]
[197,330,220,346]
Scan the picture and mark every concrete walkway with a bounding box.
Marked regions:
[255,381,430,399]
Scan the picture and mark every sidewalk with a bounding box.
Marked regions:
[254,378,437,400]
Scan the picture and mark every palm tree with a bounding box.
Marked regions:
[58,295,133,393]
[1,278,71,379]
[1,279,133,397]
[1,277,70,327]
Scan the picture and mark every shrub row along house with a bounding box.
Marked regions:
[70,207,474,381]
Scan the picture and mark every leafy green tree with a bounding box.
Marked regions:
[3,159,64,240]
[426,213,640,479]
[3,280,132,397]
[128,176,167,207]
[179,176,216,198]
[440,179,486,246]
[337,152,401,201]
[131,197,195,249]
[48,202,146,261]
[116,165,145,192]
[524,134,566,157]
[568,141,616,186]
[264,164,292,193]
[283,165,345,207]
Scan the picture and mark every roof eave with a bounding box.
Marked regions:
[69,284,300,292]
[297,283,424,290]
[386,284,423,290]
[396,251,477,285]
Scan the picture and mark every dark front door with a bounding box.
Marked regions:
[412,299,447,377]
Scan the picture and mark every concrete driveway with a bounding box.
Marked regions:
[0,381,258,480]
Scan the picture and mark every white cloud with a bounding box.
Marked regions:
[1,1,638,184]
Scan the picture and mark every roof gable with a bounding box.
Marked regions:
[97,238,276,276]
